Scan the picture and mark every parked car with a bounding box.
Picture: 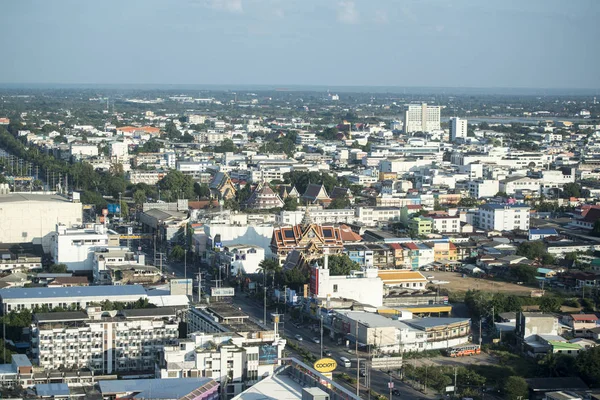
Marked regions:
[312,337,320,344]
[294,334,303,341]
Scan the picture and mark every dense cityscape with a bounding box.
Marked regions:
[1,1,600,400]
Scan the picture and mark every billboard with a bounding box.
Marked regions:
[313,358,337,373]
[107,203,121,214]
[258,344,278,365]
[211,287,235,297]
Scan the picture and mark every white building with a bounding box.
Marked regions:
[31,307,179,374]
[0,193,82,253]
[277,208,355,226]
[449,117,468,142]
[128,170,166,185]
[92,247,148,284]
[70,143,99,159]
[403,103,441,133]
[50,224,119,272]
[430,215,461,234]
[311,257,384,307]
[110,141,129,163]
[477,203,531,232]
[468,179,499,199]
[158,331,286,397]
[0,285,148,313]
[220,245,264,275]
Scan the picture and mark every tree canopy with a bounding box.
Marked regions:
[157,170,195,201]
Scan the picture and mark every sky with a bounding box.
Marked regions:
[0,0,599,89]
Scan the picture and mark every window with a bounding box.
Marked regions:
[333,284,338,293]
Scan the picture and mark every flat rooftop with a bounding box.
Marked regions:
[0,285,147,300]
[0,193,74,203]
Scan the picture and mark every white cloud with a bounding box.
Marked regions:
[210,0,243,13]
[337,1,359,24]
[373,10,388,24]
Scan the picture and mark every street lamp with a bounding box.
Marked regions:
[320,313,324,358]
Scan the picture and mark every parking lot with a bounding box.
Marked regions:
[427,271,534,296]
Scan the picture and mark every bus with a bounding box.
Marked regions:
[444,344,481,357]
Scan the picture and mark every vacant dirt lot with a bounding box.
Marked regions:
[427,271,534,296]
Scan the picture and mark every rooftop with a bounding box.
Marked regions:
[99,377,217,398]
[0,285,147,300]
[0,193,74,204]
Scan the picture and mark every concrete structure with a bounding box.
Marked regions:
[50,224,119,272]
[468,179,499,199]
[478,203,531,231]
[0,285,148,313]
[219,244,264,275]
[310,257,384,307]
[377,270,428,289]
[404,103,441,133]
[517,312,559,342]
[0,193,82,252]
[332,311,471,353]
[32,307,179,374]
[449,117,468,142]
[92,247,154,285]
[158,331,286,397]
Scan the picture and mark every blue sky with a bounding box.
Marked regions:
[0,0,598,88]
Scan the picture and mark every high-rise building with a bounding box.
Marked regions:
[449,117,468,142]
[403,103,441,133]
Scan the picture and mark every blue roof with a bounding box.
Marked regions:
[36,383,70,397]
[0,285,147,300]
[481,203,530,210]
[529,228,558,235]
[99,378,216,398]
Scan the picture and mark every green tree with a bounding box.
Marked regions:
[48,263,68,273]
[322,254,360,276]
[504,376,528,400]
[517,241,549,261]
[495,191,508,198]
[136,139,162,153]
[539,353,577,377]
[592,220,600,237]
[194,182,210,199]
[214,138,236,153]
[576,345,600,387]
[133,189,146,206]
[458,197,478,207]
[510,264,538,284]
[561,182,582,198]
[158,170,195,201]
[223,198,240,211]
[237,183,252,205]
[539,295,562,313]
[317,127,339,140]
[119,201,129,218]
[328,197,350,209]
[170,245,185,261]
[283,196,298,211]
[165,121,182,140]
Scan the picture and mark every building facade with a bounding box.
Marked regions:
[478,203,531,231]
[404,103,441,133]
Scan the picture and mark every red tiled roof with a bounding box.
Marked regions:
[404,242,419,250]
[571,314,598,321]
[339,224,362,242]
[388,243,402,250]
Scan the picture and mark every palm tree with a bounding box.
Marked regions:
[259,259,281,288]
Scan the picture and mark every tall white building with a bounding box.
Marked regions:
[449,117,468,142]
[158,331,286,397]
[468,179,500,199]
[403,103,441,133]
[50,224,119,272]
[477,203,531,231]
[31,307,180,374]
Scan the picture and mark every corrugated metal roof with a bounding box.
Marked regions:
[0,285,147,300]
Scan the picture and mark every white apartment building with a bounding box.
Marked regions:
[110,141,129,163]
[31,307,179,374]
[311,257,384,307]
[177,161,213,178]
[0,285,148,313]
[295,132,317,145]
[277,208,355,226]
[477,203,531,231]
[158,331,286,397]
[92,247,147,284]
[468,179,499,199]
[355,207,402,226]
[188,115,207,124]
[430,215,461,234]
[219,245,264,275]
[449,117,468,142]
[50,224,119,272]
[70,143,99,159]
[379,158,432,173]
[403,103,441,133]
[500,176,541,196]
[128,170,167,185]
[348,174,378,186]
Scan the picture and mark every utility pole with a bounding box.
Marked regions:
[320,313,324,358]
[263,272,267,326]
[454,366,458,395]
[184,248,188,298]
[479,319,483,347]
[197,272,203,303]
[356,322,359,397]
[119,192,122,221]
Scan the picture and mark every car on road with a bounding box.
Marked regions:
[324,349,332,357]
[359,369,366,377]
[392,389,400,396]
[294,334,303,341]
[312,337,320,344]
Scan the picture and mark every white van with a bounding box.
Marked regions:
[339,357,351,368]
